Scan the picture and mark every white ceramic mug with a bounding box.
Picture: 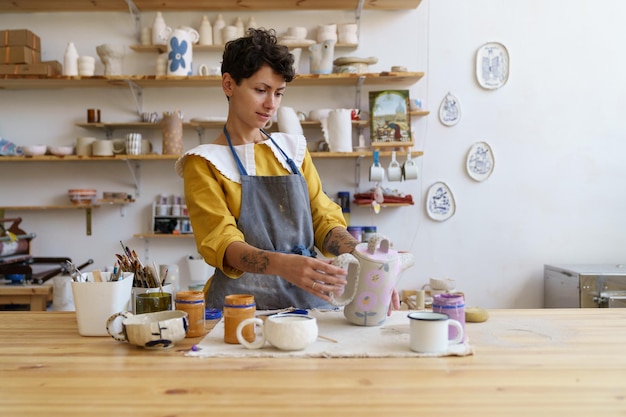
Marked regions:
[408,311,464,353]
[111,139,125,154]
[125,133,142,155]
[92,139,113,156]
[106,310,188,349]
[388,160,402,182]
[236,313,318,351]
[403,158,419,180]
[78,56,96,76]
[76,136,96,156]
[370,163,385,182]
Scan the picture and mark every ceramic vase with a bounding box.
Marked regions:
[198,15,213,45]
[309,40,335,75]
[162,111,183,155]
[213,14,225,45]
[152,12,172,45]
[325,108,352,152]
[63,42,79,76]
[167,27,199,76]
[234,16,244,38]
[277,106,303,135]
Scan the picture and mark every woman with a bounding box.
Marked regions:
[176,28,362,310]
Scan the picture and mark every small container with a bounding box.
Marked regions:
[432,293,465,342]
[347,226,363,242]
[362,226,377,242]
[175,291,206,338]
[223,294,256,344]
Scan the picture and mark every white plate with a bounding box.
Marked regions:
[426,181,456,222]
[466,141,495,182]
[438,92,461,127]
[476,42,509,89]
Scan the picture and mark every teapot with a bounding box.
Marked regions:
[309,39,335,74]
[331,234,414,326]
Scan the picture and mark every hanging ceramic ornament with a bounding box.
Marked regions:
[438,92,461,127]
[426,182,456,221]
[476,42,509,89]
[466,141,495,182]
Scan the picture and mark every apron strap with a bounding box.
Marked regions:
[260,129,301,176]
[224,126,248,176]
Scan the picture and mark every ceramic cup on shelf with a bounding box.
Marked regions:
[76,136,96,156]
[78,56,96,76]
[92,139,113,156]
[125,133,142,155]
[112,139,125,154]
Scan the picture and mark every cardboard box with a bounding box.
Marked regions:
[0,29,41,51]
[0,60,61,76]
[0,46,40,64]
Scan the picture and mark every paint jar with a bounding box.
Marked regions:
[362,226,377,242]
[175,291,205,338]
[432,293,465,342]
[223,294,256,344]
[347,226,363,242]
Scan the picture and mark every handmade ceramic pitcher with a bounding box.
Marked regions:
[167,27,199,76]
[341,234,414,326]
[309,40,335,74]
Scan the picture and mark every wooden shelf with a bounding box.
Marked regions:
[0,72,424,90]
[0,1,422,13]
[131,42,359,54]
[133,233,194,239]
[0,154,180,162]
[354,203,412,207]
[310,150,423,158]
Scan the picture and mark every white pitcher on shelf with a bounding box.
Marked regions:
[166,27,199,76]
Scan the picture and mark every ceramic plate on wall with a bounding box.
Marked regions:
[426,182,456,221]
[438,92,461,126]
[476,42,509,89]
[466,141,495,182]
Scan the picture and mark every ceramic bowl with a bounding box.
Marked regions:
[20,145,47,156]
[68,189,97,205]
[49,145,74,156]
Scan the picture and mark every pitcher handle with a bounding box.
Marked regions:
[366,233,391,254]
[328,253,360,306]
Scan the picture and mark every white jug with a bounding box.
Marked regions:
[277,106,303,135]
[325,108,352,152]
[309,40,335,75]
[167,27,199,76]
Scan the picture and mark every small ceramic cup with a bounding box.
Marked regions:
[408,311,464,353]
[403,158,419,180]
[106,310,188,349]
[369,163,385,182]
[92,139,113,156]
[236,313,318,351]
[388,160,403,182]
[75,136,96,156]
[125,132,142,155]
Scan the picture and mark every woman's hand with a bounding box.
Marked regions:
[276,254,349,302]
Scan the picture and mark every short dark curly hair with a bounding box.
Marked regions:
[221,28,295,85]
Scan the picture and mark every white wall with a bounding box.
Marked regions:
[1,1,625,307]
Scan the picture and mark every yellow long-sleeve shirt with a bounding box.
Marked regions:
[177,133,346,278]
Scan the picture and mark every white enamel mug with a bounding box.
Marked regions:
[403,158,419,180]
[408,312,464,353]
[388,151,403,182]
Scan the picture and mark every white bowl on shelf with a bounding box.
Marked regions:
[49,145,75,156]
[20,145,47,156]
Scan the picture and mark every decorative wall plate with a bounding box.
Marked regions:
[476,42,509,89]
[426,182,456,221]
[466,141,495,182]
[438,92,461,127]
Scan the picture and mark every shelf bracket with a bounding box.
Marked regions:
[124,0,142,43]
[124,160,142,197]
[355,0,365,40]
[193,125,205,144]
[356,75,366,137]
[85,207,92,236]
[355,155,363,193]
[125,80,143,115]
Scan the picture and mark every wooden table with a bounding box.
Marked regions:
[0,284,52,311]
[1,309,626,416]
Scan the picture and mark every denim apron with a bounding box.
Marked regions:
[205,127,331,310]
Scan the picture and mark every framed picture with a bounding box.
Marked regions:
[368,90,412,147]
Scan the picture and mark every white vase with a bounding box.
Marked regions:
[198,15,213,45]
[167,27,199,76]
[326,108,352,152]
[247,16,257,31]
[234,16,244,38]
[277,106,303,135]
[63,42,79,76]
[309,40,335,75]
[291,48,302,74]
[213,14,225,45]
[152,12,172,45]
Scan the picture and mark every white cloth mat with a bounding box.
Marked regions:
[186,310,474,358]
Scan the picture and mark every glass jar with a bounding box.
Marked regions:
[174,291,205,338]
[223,294,256,344]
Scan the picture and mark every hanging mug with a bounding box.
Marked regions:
[167,27,199,76]
[370,151,385,182]
[388,151,402,182]
[403,152,419,180]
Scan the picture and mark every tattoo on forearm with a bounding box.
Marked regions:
[324,228,358,256]
[241,250,270,273]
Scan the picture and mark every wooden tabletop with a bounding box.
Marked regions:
[1,309,625,416]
